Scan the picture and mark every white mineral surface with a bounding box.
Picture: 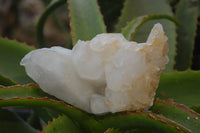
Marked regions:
[20,23,168,114]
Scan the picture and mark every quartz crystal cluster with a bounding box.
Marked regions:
[21,23,168,114]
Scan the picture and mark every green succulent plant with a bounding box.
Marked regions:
[0,0,200,132]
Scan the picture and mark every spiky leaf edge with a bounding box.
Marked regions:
[122,14,180,40]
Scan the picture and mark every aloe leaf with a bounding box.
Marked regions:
[104,128,122,133]
[0,97,99,132]
[34,108,53,123]
[115,0,176,72]
[100,112,189,133]
[127,129,156,133]
[0,38,35,84]
[0,109,38,133]
[0,74,18,86]
[36,0,67,48]
[0,84,55,123]
[0,84,57,124]
[156,70,200,106]
[0,84,52,99]
[28,107,53,126]
[27,111,43,130]
[0,97,192,132]
[122,14,180,40]
[174,0,198,70]
[151,99,200,133]
[190,105,200,114]
[40,115,79,133]
[68,0,106,44]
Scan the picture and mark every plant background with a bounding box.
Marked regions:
[0,0,200,132]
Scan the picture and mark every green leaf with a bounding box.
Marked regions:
[104,128,122,133]
[0,74,18,86]
[151,99,200,133]
[174,0,198,70]
[127,128,156,133]
[190,105,200,114]
[68,0,106,44]
[0,83,58,125]
[0,38,35,84]
[36,0,67,48]
[0,97,99,132]
[0,97,193,132]
[115,0,176,72]
[33,108,53,124]
[0,84,55,123]
[156,70,200,106]
[0,109,38,133]
[99,112,189,133]
[40,115,79,133]
[27,111,43,130]
[122,14,180,40]
[0,84,52,99]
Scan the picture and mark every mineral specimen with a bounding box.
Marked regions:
[21,23,168,114]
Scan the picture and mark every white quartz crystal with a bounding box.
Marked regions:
[20,23,168,114]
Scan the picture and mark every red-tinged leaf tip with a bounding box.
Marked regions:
[104,128,121,133]
[39,118,57,133]
[104,128,112,133]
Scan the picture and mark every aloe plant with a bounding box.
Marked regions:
[0,0,200,132]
